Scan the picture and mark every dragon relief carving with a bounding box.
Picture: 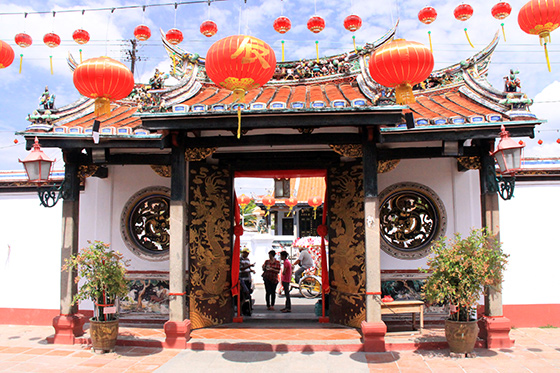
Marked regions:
[189,164,232,328]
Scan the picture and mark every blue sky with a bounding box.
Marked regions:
[0,0,559,171]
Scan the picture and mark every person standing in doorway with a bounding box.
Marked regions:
[293,245,314,284]
[262,250,281,310]
[280,251,292,313]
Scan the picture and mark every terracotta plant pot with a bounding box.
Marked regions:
[445,319,479,354]
[89,318,119,353]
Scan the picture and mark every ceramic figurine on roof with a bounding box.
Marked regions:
[148,69,168,90]
[504,69,521,92]
[39,86,55,110]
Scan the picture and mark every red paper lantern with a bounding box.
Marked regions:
[418,6,438,24]
[166,28,183,45]
[307,15,325,33]
[285,196,298,216]
[454,4,474,21]
[273,16,292,34]
[200,20,218,37]
[238,194,251,207]
[43,33,61,48]
[344,15,362,32]
[518,0,560,44]
[134,25,151,41]
[0,40,15,69]
[73,56,134,117]
[557,138,560,144]
[72,29,90,45]
[519,140,524,145]
[492,2,512,20]
[15,33,32,48]
[262,195,275,216]
[538,139,543,145]
[368,39,434,105]
[308,196,323,219]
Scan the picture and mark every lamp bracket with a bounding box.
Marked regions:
[485,165,516,201]
[37,179,68,207]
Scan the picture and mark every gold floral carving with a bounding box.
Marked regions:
[327,162,365,328]
[457,156,481,170]
[330,144,363,158]
[150,165,171,178]
[185,147,216,161]
[188,163,232,329]
[378,159,400,173]
[78,165,99,181]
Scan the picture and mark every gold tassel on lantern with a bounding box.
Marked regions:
[281,40,285,62]
[94,97,111,116]
[501,23,507,42]
[19,54,23,74]
[464,28,474,48]
[352,35,357,53]
[395,83,416,105]
[79,49,83,63]
[315,40,319,63]
[233,88,246,139]
[544,42,552,72]
[49,55,53,74]
[428,31,433,53]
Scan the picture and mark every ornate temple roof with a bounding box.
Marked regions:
[22,27,539,142]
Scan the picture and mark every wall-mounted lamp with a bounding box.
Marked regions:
[489,125,525,200]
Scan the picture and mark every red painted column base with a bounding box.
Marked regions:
[479,316,515,349]
[361,321,387,352]
[163,319,192,349]
[51,314,86,344]
[318,316,329,323]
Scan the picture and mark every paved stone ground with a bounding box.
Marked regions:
[0,324,559,372]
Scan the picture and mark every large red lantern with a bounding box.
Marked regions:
[262,195,276,216]
[418,6,437,24]
[166,28,183,45]
[200,20,218,37]
[43,33,61,48]
[15,33,32,48]
[285,196,298,216]
[73,56,134,116]
[344,15,362,32]
[273,16,291,34]
[205,35,276,137]
[72,29,90,45]
[368,39,434,105]
[307,15,325,33]
[518,0,560,71]
[134,25,151,41]
[0,40,15,69]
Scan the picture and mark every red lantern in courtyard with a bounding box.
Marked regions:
[418,6,437,24]
[273,16,291,34]
[262,195,276,216]
[285,196,298,216]
[134,25,151,41]
[73,56,134,117]
[166,28,183,45]
[200,21,218,37]
[518,0,560,71]
[15,33,32,48]
[238,194,251,208]
[368,39,434,105]
[0,40,15,69]
[308,196,323,219]
[205,35,276,137]
[344,15,362,32]
[72,29,90,45]
[307,16,325,33]
[43,33,61,48]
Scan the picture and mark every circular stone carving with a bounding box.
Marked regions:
[120,186,171,261]
[378,182,447,260]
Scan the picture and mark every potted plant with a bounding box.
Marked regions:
[422,228,508,355]
[63,241,129,353]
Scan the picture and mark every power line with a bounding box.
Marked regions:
[0,0,229,17]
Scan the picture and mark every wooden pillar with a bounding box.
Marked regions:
[164,134,191,348]
[478,140,513,348]
[360,134,387,352]
[52,149,86,344]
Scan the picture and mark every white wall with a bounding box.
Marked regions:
[0,193,61,309]
[500,181,560,305]
[378,158,481,270]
